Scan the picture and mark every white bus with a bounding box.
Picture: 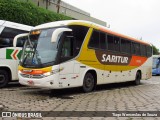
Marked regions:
[0,20,33,88]
[15,20,152,92]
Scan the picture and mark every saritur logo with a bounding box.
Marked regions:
[102,54,129,64]
[95,51,131,65]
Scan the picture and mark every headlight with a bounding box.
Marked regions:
[43,68,64,77]
[43,72,52,76]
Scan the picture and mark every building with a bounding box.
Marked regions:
[30,0,106,26]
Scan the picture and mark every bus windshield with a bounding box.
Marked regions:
[20,28,59,68]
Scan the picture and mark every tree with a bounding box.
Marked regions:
[0,0,71,26]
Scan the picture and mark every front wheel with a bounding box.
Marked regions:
[82,72,95,93]
[0,70,9,88]
[134,71,141,85]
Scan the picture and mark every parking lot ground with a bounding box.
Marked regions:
[0,76,160,120]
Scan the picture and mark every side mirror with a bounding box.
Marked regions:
[51,28,72,43]
[13,33,29,47]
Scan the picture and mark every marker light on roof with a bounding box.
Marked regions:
[31,30,41,35]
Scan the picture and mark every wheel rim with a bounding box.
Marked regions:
[84,74,94,90]
[0,74,5,83]
[85,77,93,88]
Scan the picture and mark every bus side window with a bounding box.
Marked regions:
[132,42,140,55]
[107,35,114,51]
[0,38,12,48]
[121,39,131,54]
[0,27,27,48]
[100,32,107,50]
[16,36,28,47]
[69,26,89,55]
[114,36,120,51]
[61,35,74,58]
[146,46,152,57]
[88,30,100,49]
[141,44,146,56]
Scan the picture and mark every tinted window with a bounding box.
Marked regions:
[141,44,146,56]
[88,31,99,49]
[107,35,114,51]
[1,27,26,38]
[114,36,120,51]
[100,32,106,49]
[61,35,74,58]
[0,38,12,48]
[0,27,27,48]
[69,25,89,56]
[59,32,75,63]
[107,35,120,51]
[121,39,131,54]
[16,36,28,47]
[132,42,140,55]
[146,46,152,57]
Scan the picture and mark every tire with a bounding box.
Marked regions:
[82,72,95,93]
[134,71,141,85]
[0,70,9,88]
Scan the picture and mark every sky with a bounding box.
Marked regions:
[62,0,160,50]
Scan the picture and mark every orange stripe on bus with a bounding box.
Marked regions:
[21,70,46,75]
[19,66,52,75]
[129,56,147,66]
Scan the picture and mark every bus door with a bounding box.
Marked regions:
[58,32,77,87]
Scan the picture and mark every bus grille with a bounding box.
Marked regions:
[20,73,44,79]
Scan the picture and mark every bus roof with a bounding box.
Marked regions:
[0,20,33,31]
[34,20,151,46]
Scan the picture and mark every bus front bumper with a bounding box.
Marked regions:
[18,73,59,89]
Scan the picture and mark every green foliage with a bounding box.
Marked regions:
[152,45,159,55]
[0,0,71,26]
